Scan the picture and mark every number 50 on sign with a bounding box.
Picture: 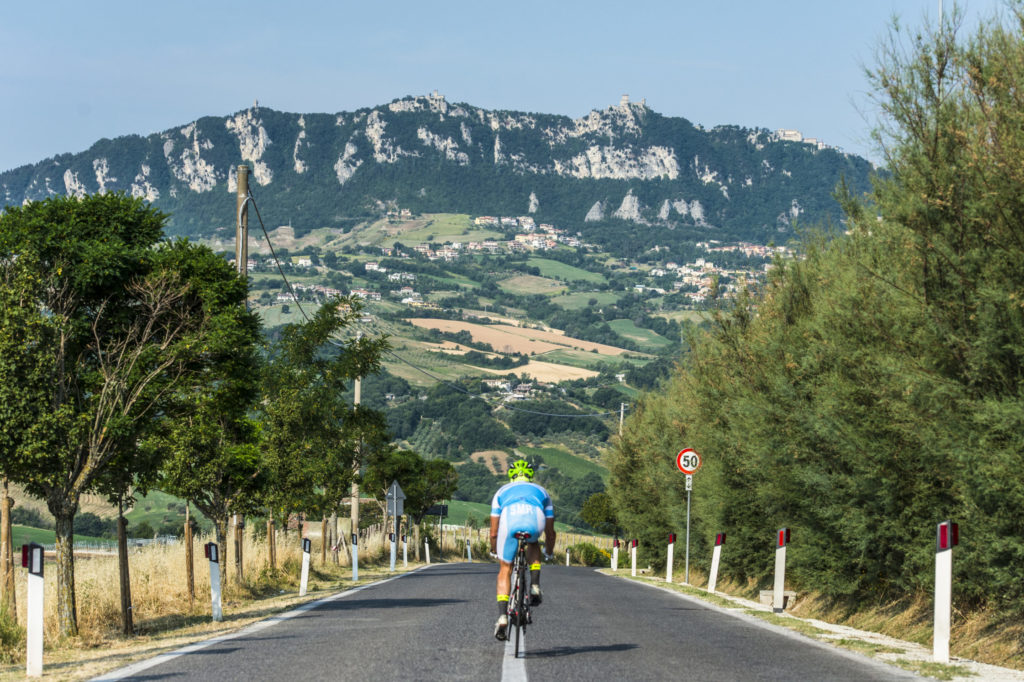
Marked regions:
[676,448,701,475]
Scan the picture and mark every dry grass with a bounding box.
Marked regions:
[0,525,416,680]
[702,578,1024,670]
[407,318,628,356]
[477,360,599,382]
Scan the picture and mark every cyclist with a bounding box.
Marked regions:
[490,459,555,641]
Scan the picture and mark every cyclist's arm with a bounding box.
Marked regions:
[489,513,500,554]
[544,517,556,556]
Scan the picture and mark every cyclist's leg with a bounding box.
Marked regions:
[495,507,520,618]
[496,560,512,612]
[523,505,546,603]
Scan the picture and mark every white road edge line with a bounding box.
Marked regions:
[502,627,527,682]
[92,565,440,681]
[598,570,920,681]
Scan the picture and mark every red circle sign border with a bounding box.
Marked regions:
[676,448,702,474]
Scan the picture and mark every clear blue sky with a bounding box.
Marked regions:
[0,0,1007,172]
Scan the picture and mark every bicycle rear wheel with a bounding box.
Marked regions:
[513,553,527,657]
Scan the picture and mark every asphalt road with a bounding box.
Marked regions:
[96,563,920,681]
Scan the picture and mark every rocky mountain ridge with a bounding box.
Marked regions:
[0,94,875,247]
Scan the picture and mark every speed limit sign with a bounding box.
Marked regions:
[676,448,701,475]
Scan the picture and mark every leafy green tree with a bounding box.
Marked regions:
[608,7,1024,619]
[0,194,226,636]
[151,245,265,577]
[581,492,619,535]
[259,298,391,533]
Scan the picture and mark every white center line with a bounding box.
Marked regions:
[502,627,528,682]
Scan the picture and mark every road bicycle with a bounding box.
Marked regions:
[506,531,533,657]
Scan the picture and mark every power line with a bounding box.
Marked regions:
[246,190,632,420]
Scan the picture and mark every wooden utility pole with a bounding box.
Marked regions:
[184,505,194,609]
[267,517,276,570]
[1,478,15,617]
[321,516,328,564]
[236,164,250,277]
[117,500,133,635]
[234,164,250,587]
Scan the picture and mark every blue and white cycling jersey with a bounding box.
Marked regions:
[491,481,554,562]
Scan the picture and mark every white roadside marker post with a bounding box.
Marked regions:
[425,540,431,565]
[773,528,790,613]
[205,542,222,622]
[22,543,44,677]
[466,535,473,562]
[666,533,676,583]
[351,532,359,582]
[566,548,570,566]
[387,481,405,573]
[934,520,959,663]
[299,538,311,596]
[708,532,726,593]
[611,538,619,571]
[631,539,638,577]
[402,534,408,568]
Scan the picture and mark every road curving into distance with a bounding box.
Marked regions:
[94,563,920,681]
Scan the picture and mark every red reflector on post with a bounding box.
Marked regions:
[668,533,676,544]
[715,532,726,546]
[21,544,28,568]
[937,520,958,552]
[204,543,210,559]
[777,528,790,547]
[632,539,638,548]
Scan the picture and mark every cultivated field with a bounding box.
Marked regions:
[608,319,672,349]
[527,258,606,284]
[407,319,629,356]
[380,213,504,245]
[498,275,567,295]
[517,445,608,481]
[477,360,598,382]
[470,450,511,475]
[551,291,621,310]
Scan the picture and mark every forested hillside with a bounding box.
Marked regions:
[0,97,874,254]
[609,10,1024,625]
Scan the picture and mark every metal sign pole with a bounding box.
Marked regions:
[685,475,692,584]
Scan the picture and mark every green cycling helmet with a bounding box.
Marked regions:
[508,459,534,481]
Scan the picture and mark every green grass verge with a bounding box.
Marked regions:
[742,609,831,637]
[526,258,605,284]
[518,445,608,481]
[891,659,976,680]
[833,639,905,655]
